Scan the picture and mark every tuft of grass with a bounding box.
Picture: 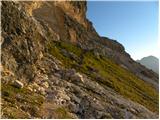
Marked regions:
[54,107,73,119]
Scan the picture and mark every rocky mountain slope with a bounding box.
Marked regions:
[137,56,159,74]
[1,1,159,119]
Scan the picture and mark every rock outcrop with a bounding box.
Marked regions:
[1,1,158,119]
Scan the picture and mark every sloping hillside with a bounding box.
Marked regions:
[1,1,159,119]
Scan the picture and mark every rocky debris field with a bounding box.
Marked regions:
[1,1,159,119]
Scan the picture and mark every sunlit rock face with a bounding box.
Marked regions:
[20,1,98,43]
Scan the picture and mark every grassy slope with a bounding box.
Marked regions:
[47,41,158,113]
[2,40,158,118]
[1,84,44,118]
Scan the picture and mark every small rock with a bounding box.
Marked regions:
[120,64,128,70]
[59,92,70,101]
[15,105,18,109]
[93,51,100,58]
[34,89,37,92]
[53,73,61,78]
[13,80,24,88]
[32,82,39,89]
[42,81,49,88]
[71,72,84,83]
[110,101,114,105]
[68,102,79,113]
[26,112,31,118]
[43,74,49,80]
[71,95,81,104]
[39,51,43,60]
[40,68,46,74]
[53,62,60,71]
[129,108,137,114]
[64,69,76,79]
[27,86,33,92]
[39,87,46,95]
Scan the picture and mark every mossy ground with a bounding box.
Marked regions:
[47,41,158,113]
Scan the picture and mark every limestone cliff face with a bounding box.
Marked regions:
[22,1,87,27]
[1,1,158,119]
[20,1,98,43]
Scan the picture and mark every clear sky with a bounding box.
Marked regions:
[87,1,159,60]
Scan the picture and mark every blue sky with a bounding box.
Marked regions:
[87,1,158,60]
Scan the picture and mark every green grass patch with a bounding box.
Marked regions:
[47,41,81,68]
[81,53,158,112]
